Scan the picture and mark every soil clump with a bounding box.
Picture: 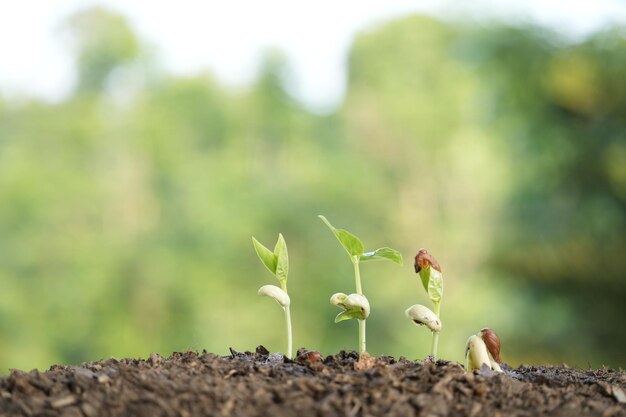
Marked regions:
[0,346,624,416]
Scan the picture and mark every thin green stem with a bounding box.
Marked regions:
[353,259,366,354]
[284,305,292,358]
[353,258,362,294]
[431,301,440,360]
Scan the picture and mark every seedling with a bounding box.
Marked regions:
[252,234,293,358]
[465,328,502,372]
[412,248,444,360]
[319,215,402,354]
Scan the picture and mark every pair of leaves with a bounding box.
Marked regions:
[252,234,289,284]
[318,215,403,265]
[330,293,370,322]
[419,267,443,304]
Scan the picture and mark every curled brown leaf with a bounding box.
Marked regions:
[414,248,442,274]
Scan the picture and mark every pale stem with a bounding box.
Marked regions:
[281,282,293,358]
[284,305,293,358]
[431,301,440,360]
[359,318,366,354]
[353,259,366,354]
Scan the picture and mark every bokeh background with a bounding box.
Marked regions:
[0,2,625,372]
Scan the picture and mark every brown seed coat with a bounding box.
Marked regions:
[480,328,501,363]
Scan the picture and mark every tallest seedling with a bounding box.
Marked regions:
[319,215,402,354]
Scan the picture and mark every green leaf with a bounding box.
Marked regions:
[420,267,443,304]
[334,309,364,323]
[427,268,443,304]
[318,215,364,257]
[274,233,289,283]
[252,237,277,274]
[418,268,430,293]
[360,247,403,265]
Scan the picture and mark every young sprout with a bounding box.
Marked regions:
[252,234,293,358]
[413,248,444,360]
[465,328,502,372]
[319,215,402,354]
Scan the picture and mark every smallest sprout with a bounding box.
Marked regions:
[405,304,441,333]
[330,293,370,323]
[465,328,502,373]
[258,284,290,308]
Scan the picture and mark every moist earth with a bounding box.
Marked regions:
[0,346,624,417]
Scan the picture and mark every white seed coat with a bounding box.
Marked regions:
[405,304,442,332]
[258,284,290,307]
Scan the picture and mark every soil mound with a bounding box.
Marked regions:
[1,346,624,416]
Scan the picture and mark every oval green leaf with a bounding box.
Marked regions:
[252,237,277,274]
[318,215,364,257]
[360,247,403,265]
[427,268,443,304]
[274,233,289,283]
[334,309,365,323]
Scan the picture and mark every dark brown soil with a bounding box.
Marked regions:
[1,346,625,417]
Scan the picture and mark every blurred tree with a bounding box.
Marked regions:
[0,9,624,372]
[65,7,140,94]
[467,25,626,364]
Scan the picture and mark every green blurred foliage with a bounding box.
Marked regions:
[0,9,624,372]
[66,7,140,94]
[465,25,626,366]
